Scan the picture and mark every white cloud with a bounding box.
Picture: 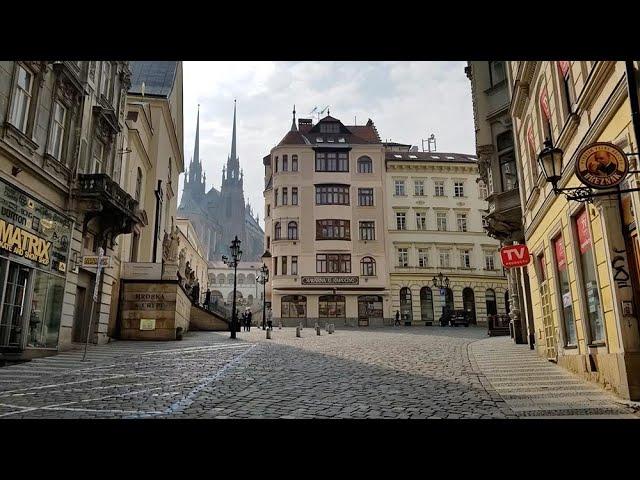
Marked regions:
[180,61,475,231]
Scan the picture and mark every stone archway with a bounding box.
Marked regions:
[462,287,476,324]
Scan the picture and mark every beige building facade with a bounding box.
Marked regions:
[264,112,391,326]
[385,148,507,325]
[208,260,263,307]
[176,217,208,302]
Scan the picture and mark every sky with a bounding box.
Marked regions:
[179,61,475,228]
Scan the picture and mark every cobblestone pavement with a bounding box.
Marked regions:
[0,326,637,419]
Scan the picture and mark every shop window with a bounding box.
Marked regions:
[553,235,577,346]
[319,295,345,318]
[399,287,413,322]
[282,295,306,318]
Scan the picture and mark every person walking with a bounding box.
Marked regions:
[395,310,400,326]
[266,307,273,330]
[246,308,252,332]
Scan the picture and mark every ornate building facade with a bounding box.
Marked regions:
[178,103,264,261]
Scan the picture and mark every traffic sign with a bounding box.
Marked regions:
[500,244,530,268]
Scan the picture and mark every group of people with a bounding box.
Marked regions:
[241,308,253,331]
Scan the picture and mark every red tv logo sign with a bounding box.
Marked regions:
[500,245,531,268]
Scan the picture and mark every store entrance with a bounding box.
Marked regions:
[0,261,32,349]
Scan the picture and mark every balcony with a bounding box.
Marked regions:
[485,189,523,241]
[74,173,146,246]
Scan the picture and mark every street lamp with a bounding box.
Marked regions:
[222,235,242,339]
[433,272,451,317]
[257,263,269,330]
[538,138,564,191]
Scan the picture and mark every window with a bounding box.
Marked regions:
[358,188,374,206]
[319,295,346,318]
[291,256,298,275]
[460,249,471,268]
[91,140,106,174]
[489,61,506,86]
[414,180,425,196]
[478,181,488,200]
[359,221,375,240]
[100,61,112,100]
[282,154,288,171]
[357,156,373,173]
[48,101,67,160]
[439,250,450,268]
[396,212,406,230]
[319,123,340,133]
[316,254,351,273]
[273,256,278,276]
[434,181,445,196]
[274,222,281,240]
[282,256,287,275]
[274,156,278,172]
[400,288,412,322]
[287,221,298,240]
[418,249,428,268]
[315,185,350,205]
[394,180,406,196]
[397,248,409,267]
[292,187,298,205]
[282,187,288,205]
[457,213,468,232]
[454,182,465,197]
[497,130,518,192]
[135,167,143,202]
[274,188,278,206]
[558,62,575,121]
[436,212,447,231]
[315,151,348,171]
[485,252,495,270]
[267,204,271,217]
[485,288,497,315]
[316,219,350,240]
[266,236,270,249]
[574,209,605,343]
[10,65,33,133]
[361,256,376,276]
[416,212,427,230]
[281,295,306,318]
[553,235,577,346]
[292,155,298,172]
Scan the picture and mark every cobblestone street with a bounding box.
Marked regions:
[0,327,637,419]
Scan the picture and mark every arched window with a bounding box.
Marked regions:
[282,295,307,318]
[227,273,234,284]
[486,288,497,316]
[246,274,255,284]
[420,287,434,324]
[357,156,373,173]
[288,221,298,240]
[292,154,298,172]
[399,287,412,323]
[319,295,345,318]
[463,287,476,324]
[247,295,254,305]
[442,287,454,315]
[217,273,225,284]
[274,222,281,240]
[135,167,143,202]
[360,256,376,276]
[237,273,245,284]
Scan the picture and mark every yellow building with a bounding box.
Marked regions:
[509,61,640,399]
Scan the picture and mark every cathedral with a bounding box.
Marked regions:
[178,102,264,261]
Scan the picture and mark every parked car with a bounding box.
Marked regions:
[439,309,470,327]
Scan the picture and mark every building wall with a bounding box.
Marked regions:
[176,217,208,299]
[385,157,507,324]
[208,261,262,307]
[510,60,640,399]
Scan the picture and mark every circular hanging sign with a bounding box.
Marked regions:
[575,142,628,189]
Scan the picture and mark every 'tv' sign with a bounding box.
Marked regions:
[500,244,531,268]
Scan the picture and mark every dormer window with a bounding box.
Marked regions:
[316,137,323,143]
[327,137,335,143]
[338,137,345,143]
[320,123,340,134]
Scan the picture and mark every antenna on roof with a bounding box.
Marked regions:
[421,133,437,152]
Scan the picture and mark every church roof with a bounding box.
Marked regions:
[129,61,179,98]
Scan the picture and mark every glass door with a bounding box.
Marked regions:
[0,262,32,348]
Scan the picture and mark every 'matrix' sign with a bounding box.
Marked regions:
[301,276,359,285]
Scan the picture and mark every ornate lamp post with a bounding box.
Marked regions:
[257,263,269,330]
[433,272,451,316]
[222,235,242,339]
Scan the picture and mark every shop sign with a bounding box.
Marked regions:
[554,237,567,272]
[576,209,592,254]
[575,142,628,189]
[301,276,359,285]
[500,244,531,268]
[0,177,71,274]
[82,255,112,268]
[139,319,156,330]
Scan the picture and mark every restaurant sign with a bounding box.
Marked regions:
[301,276,359,285]
[575,142,628,190]
[0,177,72,273]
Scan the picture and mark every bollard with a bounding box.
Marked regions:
[266,329,272,339]
[314,322,319,329]
[296,326,301,337]
[278,321,282,330]
[316,325,321,336]
[329,324,334,334]
[299,322,303,331]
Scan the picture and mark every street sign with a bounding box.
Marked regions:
[500,244,530,268]
[93,247,104,302]
[82,255,111,268]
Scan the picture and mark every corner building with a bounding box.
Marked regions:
[264,111,391,326]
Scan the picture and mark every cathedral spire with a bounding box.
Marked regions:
[230,99,237,164]
[291,104,297,131]
[194,104,200,168]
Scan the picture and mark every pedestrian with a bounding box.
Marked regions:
[242,310,248,331]
[395,310,400,326]
[267,307,273,330]
[246,308,252,332]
